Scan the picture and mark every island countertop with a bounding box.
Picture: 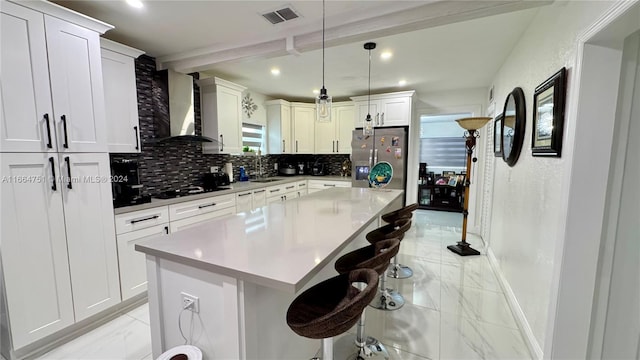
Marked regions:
[136,187,402,293]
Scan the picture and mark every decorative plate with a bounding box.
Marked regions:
[369,161,393,188]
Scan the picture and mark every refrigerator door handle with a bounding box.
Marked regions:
[369,149,373,167]
[374,149,378,164]
[380,113,384,126]
[375,113,380,126]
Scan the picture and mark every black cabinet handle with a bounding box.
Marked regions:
[336,140,339,151]
[44,114,53,149]
[323,184,336,187]
[296,140,298,153]
[164,226,169,234]
[64,156,72,189]
[254,189,265,193]
[134,126,139,150]
[270,189,280,193]
[198,203,216,209]
[130,215,159,224]
[49,157,57,191]
[61,115,69,149]
[219,134,223,152]
[332,141,335,153]
[238,192,251,197]
[282,140,285,152]
[285,185,295,190]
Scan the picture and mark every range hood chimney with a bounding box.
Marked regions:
[154,69,215,143]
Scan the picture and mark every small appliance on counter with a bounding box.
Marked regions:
[202,171,230,191]
[311,160,325,176]
[111,158,151,208]
[279,163,297,176]
[297,162,306,175]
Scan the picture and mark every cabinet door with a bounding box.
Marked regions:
[281,105,292,154]
[1,153,74,348]
[61,153,120,321]
[266,195,284,204]
[45,16,107,153]
[380,96,411,127]
[354,101,378,128]
[0,3,56,152]
[101,48,140,153]
[335,105,355,153]
[292,105,315,153]
[252,189,266,208]
[169,207,235,233]
[236,191,253,213]
[117,224,168,300]
[217,86,242,154]
[314,110,336,154]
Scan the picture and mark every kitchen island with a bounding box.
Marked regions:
[136,187,403,359]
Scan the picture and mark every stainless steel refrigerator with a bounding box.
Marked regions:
[351,127,408,193]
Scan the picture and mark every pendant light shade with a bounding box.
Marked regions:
[316,0,332,122]
[363,42,376,136]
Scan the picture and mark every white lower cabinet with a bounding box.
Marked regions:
[0,152,119,348]
[253,189,266,208]
[236,190,253,213]
[169,194,236,232]
[117,224,168,300]
[308,179,351,194]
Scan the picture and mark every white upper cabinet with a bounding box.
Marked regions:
[351,91,415,128]
[315,102,354,154]
[266,100,292,154]
[291,103,315,154]
[101,39,144,153]
[0,2,111,153]
[198,77,246,154]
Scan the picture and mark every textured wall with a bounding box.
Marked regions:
[484,1,613,352]
[111,55,348,196]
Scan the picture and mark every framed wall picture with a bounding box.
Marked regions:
[532,67,567,156]
[494,113,503,157]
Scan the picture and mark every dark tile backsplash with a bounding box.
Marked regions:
[110,55,350,196]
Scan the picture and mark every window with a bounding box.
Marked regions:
[419,113,470,173]
[242,123,264,153]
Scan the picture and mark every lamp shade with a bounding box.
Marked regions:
[456,117,492,131]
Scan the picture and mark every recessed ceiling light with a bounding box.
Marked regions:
[312,89,320,95]
[380,51,393,60]
[398,79,407,86]
[271,68,281,76]
[126,0,144,9]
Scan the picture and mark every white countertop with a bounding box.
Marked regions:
[114,175,352,215]
[135,187,402,293]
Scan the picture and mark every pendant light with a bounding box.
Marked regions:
[363,42,376,136]
[316,0,332,122]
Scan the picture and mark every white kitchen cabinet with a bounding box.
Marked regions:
[236,190,254,213]
[351,91,415,128]
[61,153,121,321]
[198,77,246,154]
[0,153,74,348]
[170,207,236,233]
[253,188,266,208]
[115,206,170,235]
[266,100,292,154]
[308,179,352,194]
[169,193,236,232]
[0,2,110,153]
[315,102,354,154]
[291,103,315,154]
[0,152,119,347]
[296,181,308,197]
[101,39,144,153]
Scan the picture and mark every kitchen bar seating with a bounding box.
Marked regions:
[365,219,412,311]
[333,238,400,360]
[381,203,419,279]
[286,268,379,360]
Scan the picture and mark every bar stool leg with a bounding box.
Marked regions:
[369,269,405,311]
[386,255,413,279]
[333,308,390,360]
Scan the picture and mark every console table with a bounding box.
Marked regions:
[418,184,463,212]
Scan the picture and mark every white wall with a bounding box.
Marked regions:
[241,90,271,126]
[484,0,615,355]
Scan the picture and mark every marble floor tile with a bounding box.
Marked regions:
[36,315,151,360]
[125,303,150,325]
[440,283,517,329]
[440,257,502,292]
[440,312,530,359]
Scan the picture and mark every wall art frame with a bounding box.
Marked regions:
[532,67,567,157]
[494,113,503,157]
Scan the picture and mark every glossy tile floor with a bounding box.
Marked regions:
[35,210,531,360]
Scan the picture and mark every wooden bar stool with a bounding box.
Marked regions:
[365,219,412,311]
[381,203,418,279]
[333,238,400,360]
[286,268,379,360]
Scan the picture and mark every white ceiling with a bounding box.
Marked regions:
[52,0,546,101]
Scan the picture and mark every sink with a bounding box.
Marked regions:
[250,178,281,183]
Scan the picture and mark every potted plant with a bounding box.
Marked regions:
[242,146,255,156]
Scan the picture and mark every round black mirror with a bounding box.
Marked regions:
[502,87,526,167]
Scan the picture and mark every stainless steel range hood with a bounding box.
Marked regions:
[154,69,216,143]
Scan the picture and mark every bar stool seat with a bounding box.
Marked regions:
[380,203,418,223]
[287,268,379,360]
[382,205,419,280]
[333,238,400,360]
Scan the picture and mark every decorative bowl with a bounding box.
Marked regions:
[368,162,393,188]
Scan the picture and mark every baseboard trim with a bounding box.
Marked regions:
[486,248,543,360]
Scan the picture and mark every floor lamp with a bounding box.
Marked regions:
[447,117,492,256]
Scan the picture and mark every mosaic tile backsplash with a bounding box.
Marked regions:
[110,55,350,196]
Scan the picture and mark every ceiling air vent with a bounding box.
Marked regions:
[262,6,300,25]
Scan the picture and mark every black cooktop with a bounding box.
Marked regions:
[153,186,231,199]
